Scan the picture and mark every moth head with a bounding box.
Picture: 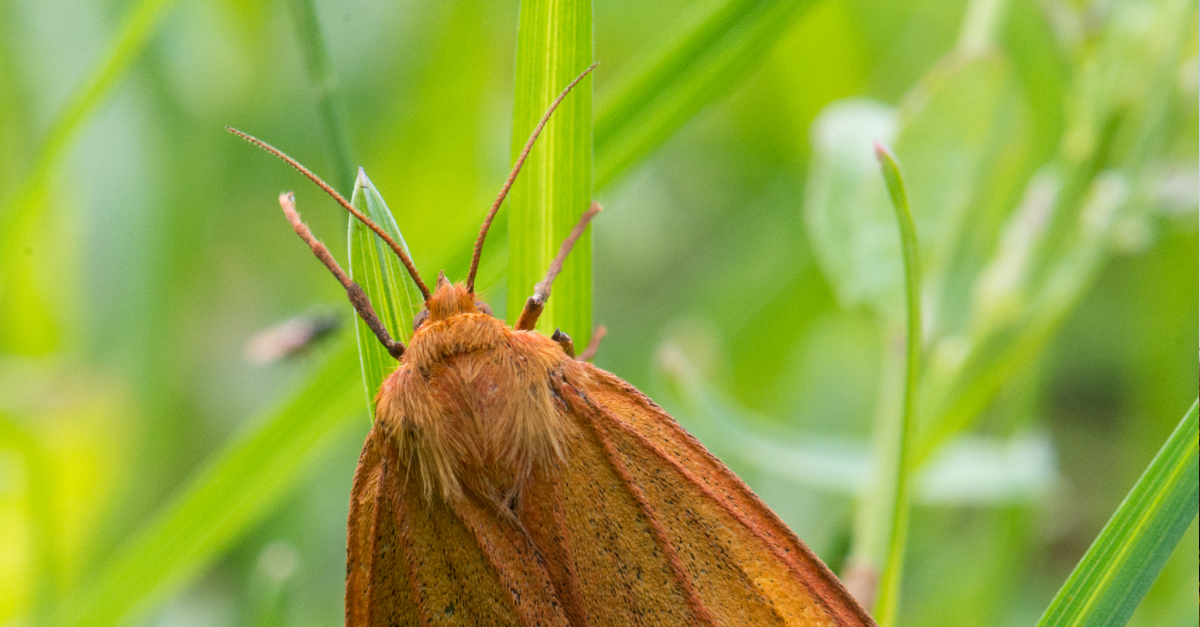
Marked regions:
[412,272,495,332]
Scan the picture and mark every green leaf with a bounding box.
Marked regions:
[348,169,424,415]
[659,345,1056,504]
[872,144,922,627]
[594,0,817,189]
[1036,399,1199,627]
[802,99,899,316]
[508,0,594,344]
[53,340,363,627]
[804,56,1028,326]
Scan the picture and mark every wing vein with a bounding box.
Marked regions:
[568,385,720,626]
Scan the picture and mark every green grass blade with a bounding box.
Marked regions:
[1035,399,1199,627]
[594,0,815,189]
[53,340,363,627]
[508,0,593,343]
[286,0,357,194]
[0,0,178,351]
[873,144,922,627]
[0,0,177,247]
[284,0,422,414]
[348,169,424,414]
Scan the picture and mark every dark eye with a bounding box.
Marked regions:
[412,309,429,331]
[476,301,493,317]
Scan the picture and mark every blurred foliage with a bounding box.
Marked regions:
[0,0,1195,626]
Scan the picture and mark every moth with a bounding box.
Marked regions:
[233,66,876,627]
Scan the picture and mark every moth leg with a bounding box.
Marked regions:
[278,192,406,360]
[576,325,607,362]
[514,202,603,331]
[550,329,576,358]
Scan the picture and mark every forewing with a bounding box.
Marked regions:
[529,361,876,627]
[521,416,701,626]
[346,424,571,627]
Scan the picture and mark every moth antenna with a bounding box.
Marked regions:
[229,127,432,302]
[514,202,602,331]
[276,192,406,359]
[465,62,599,293]
[576,325,607,362]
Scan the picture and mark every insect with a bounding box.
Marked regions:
[233,65,876,627]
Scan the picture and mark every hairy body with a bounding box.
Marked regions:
[375,279,576,505]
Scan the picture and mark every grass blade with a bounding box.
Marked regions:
[872,144,922,626]
[594,0,816,189]
[508,0,594,343]
[0,0,177,249]
[285,0,423,414]
[348,169,424,413]
[286,0,357,194]
[0,0,179,351]
[53,340,363,627]
[1035,399,1199,627]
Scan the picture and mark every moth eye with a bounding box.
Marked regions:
[476,301,493,317]
[412,309,429,331]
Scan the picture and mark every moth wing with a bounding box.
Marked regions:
[346,424,571,627]
[345,425,424,626]
[519,362,875,627]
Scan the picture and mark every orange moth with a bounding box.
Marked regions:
[232,66,877,627]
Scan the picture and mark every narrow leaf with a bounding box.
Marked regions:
[594,0,816,189]
[802,100,899,316]
[508,0,594,343]
[1035,399,1199,627]
[873,144,922,627]
[284,0,422,414]
[348,169,423,414]
[286,0,357,194]
[54,340,363,627]
[0,0,179,351]
[0,0,178,241]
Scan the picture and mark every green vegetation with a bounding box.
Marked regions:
[0,0,1194,626]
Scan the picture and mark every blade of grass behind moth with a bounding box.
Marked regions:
[871,145,922,627]
[53,339,363,627]
[283,0,423,409]
[508,0,593,344]
[286,0,357,194]
[0,0,178,227]
[594,0,817,189]
[1035,399,1199,627]
[349,169,423,414]
[0,0,178,350]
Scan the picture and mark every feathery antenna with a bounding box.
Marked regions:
[465,62,598,293]
[229,127,432,302]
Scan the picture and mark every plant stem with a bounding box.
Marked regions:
[286,0,358,194]
[872,144,922,627]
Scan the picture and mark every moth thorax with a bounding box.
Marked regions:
[375,334,573,506]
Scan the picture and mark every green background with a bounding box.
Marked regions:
[0,0,1195,625]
